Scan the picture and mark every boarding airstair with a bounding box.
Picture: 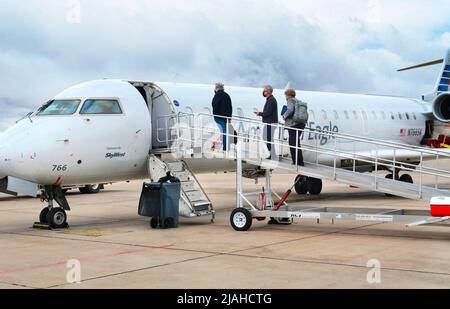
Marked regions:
[155,112,450,202]
[150,112,450,231]
[147,154,215,220]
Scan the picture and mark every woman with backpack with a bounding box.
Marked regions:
[282,88,308,166]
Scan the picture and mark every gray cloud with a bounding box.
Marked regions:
[0,0,449,131]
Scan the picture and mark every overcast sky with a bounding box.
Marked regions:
[0,0,449,131]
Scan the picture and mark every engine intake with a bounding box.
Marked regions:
[433,93,450,122]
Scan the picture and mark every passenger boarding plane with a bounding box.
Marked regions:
[0,49,450,228]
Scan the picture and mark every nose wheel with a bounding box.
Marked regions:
[34,186,70,230]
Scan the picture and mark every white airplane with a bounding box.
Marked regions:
[0,49,449,228]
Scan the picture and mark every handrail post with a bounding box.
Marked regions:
[236,141,243,209]
[315,129,319,165]
[295,128,299,169]
[333,134,337,180]
[393,149,397,180]
[419,152,423,199]
[435,153,439,190]
[375,145,379,190]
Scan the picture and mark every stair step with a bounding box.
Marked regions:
[171,171,191,182]
[166,161,184,172]
[181,181,196,192]
[185,190,205,202]
[193,201,212,212]
[193,200,211,206]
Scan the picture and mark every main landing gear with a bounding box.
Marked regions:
[385,171,413,197]
[35,186,70,229]
[294,175,323,196]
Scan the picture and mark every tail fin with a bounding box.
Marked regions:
[435,49,450,95]
[398,49,450,100]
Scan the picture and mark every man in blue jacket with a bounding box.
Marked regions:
[212,83,233,151]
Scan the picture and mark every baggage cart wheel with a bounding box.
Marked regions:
[150,217,158,229]
[162,218,174,229]
[230,208,253,232]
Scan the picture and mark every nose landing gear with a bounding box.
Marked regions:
[34,186,70,230]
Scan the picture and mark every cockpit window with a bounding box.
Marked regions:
[37,100,81,116]
[80,99,123,115]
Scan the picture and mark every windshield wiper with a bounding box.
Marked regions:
[16,112,34,124]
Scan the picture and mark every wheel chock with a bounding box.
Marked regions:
[32,222,70,230]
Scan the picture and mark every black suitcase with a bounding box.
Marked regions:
[138,172,181,229]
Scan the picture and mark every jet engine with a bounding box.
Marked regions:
[433,93,450,122]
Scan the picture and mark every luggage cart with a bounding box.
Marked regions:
[230,143,450,232]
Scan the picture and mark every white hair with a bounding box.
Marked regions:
[264,85,274,93]
[215,83,225,91]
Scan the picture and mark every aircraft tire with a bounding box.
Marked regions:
[46,208,67,229]
[230,208,253,232]
[400,174,413,184]
[39,208,50,224]
[295,175,308,195]
[385,174,395,197]
[307,178,323,195]
[79,184,101,194]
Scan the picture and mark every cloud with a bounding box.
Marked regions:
[0,0,449,131]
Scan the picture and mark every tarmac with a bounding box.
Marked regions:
[0,173,449,289]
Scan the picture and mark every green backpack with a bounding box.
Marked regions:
[293,99,309,124]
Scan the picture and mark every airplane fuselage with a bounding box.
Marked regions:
[0,79,431,186]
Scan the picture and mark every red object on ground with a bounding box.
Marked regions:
[430,197,450,217]
[437,135,450,145]
[432,140,442,148]
[444,136,450,145]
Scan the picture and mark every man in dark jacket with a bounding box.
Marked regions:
[212,83,233,151]
[255,85,278,159]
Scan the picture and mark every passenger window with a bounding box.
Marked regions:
[398,113,403,120]
[309,110,316,119]
[333,110,339,120]
[406,113,410,120]
[362,111,368,121]
[372,111,377,120]
[412,113,417,120]
[353,111,358,120]
[322,110,328,120]
[344,111,349,119]
[80,99,122,114]
[391,112,395,120]
[37,100,81,116]
[381,111,386,120]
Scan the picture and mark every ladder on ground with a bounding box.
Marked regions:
[155,112,450,202]
[147,154,215,220]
